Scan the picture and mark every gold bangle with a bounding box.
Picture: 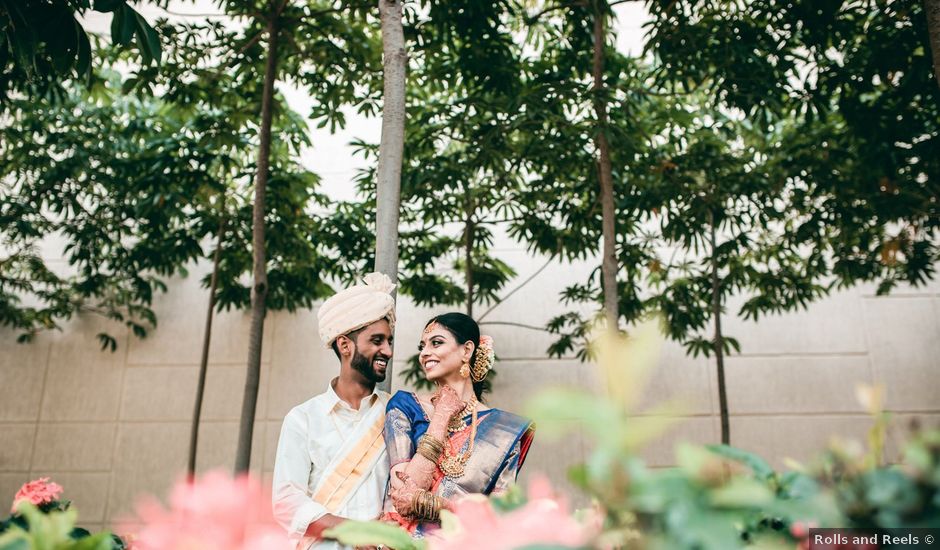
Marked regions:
[411,489,442,521]
[412,490,427,519]
[416,435,444,462]
[409,491,421,518]
[421,434,444,453]
[430,493,445,521]
[416,442,439,462]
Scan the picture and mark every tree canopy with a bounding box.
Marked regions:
[1,1,937,440]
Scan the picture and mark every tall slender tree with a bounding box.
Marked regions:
[509,3,659,358]
[591,0,619,331]
[235,0,284,474]
[374,0,407,392]
[189,209,227,476]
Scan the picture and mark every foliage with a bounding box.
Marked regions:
[0,9,378,349]
[139,15,374,312]
[639,114,834,359]
[505,6,675,359]
[0,69,217,349]
[346,0,533,393]
[526,327,940,549]
[0,0,161,98]
[351,0,523,311]
[331,325,940,549]
[326,520,423,550]
[645,0,940,294]
[503,0,940,370]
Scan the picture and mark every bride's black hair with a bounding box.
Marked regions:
[424,312,489,401]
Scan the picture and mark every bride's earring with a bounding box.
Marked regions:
[459,361,470,378]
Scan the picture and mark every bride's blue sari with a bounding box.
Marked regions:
[382,390,535,534]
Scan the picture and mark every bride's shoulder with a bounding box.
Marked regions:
[389,390,430,409]
[485,407,532,429]
[412,392,434,407]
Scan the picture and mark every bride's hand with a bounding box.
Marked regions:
[431,384,464,420]
[390,471,420,516]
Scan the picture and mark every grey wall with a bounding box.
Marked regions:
[1,251,938,530]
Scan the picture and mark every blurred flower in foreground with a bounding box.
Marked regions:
[854,384,884,416]
[121,470,291,550]
[431,475,599,550]
[11,477,63,512]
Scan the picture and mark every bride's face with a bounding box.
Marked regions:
[418,323,472,383]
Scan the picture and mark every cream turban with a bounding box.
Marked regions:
[317,272,397,348]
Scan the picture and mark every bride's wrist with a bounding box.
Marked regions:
[426,416,449,437]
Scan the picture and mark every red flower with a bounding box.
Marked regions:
[11,477,64,513]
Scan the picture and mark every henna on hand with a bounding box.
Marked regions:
[390,471,421,516]
[390,470,454,520]
[431,385,464,420]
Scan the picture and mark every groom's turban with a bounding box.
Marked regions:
[317,272,397,348]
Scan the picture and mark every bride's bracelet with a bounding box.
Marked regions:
[416,434,445,462]
[410,489,444,521]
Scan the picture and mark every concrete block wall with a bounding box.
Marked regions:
[1,253,938,531]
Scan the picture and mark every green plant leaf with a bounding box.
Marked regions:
[132,11,161,65]
[706,444,776,482]
[110,5,135,46]
[93,0,124,12]
[324,520,424,550]
[709,477,775,508]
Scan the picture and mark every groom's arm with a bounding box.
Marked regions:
[272,410,341,540]
[303,513,345,539]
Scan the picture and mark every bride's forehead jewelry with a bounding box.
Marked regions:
[423,322,440,336]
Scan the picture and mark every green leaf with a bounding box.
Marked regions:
[93,0,124,12]
[706,444,776,481]
[525,388,622,443]
[75,23,92,80]
[49,12,79,74]
[709,477,775,508]
[71,533,116,550]
[323,520,424,550]
[132,11,161,65]
[110,5,135,46]
[96,333,118,352]
[121,77,138,95]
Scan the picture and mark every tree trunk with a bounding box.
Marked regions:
[592,2,618,332]
[235,12,279,474]
[188,213,226,477]
[709,212,730,445]
[464,188,474,317]
[375,0,407,393]
[926,0,940,88]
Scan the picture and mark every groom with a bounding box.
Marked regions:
[272,272,396,549]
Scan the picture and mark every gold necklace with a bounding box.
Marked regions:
[447,399,477,433]
[439,404,478,478]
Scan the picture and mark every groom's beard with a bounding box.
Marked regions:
[351,348,388,383]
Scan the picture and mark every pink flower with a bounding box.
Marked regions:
[119,470,292,550]
[11,477,63,512]
[431,476,597,550]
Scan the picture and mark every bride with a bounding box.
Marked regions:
[383,312,535,535]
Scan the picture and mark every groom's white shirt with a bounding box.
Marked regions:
[272,380,390,550]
